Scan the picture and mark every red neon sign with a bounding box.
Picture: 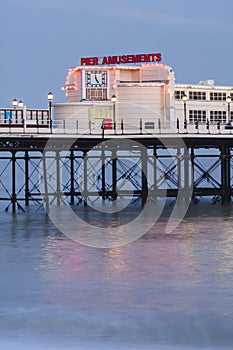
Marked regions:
[80,53,162,66]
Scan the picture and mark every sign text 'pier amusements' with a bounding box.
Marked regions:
[80,52,162,66]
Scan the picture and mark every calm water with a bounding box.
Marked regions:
[0,202,233,349]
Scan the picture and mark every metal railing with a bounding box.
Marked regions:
[0,108,49,125]
[0,111,233,136]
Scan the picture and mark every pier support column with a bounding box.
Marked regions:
[42,151,49,214]
[70,150,75,205]
[221,146,231,203]
[11,151,16,213]
[191,147,195,199]
[83,151,88,206]
[25,151,29,206]
[184,146,191,203]
[141,147,148,206]
[101,147,106,201]
[177,147,182,204]
[56,151,61,206]
[153,146,158,197]
[112,149,117,201]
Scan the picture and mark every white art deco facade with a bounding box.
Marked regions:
[53,53,233,131]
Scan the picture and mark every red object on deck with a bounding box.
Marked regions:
[103,118,113,130]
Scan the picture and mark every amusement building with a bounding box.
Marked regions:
[52,52,233,132]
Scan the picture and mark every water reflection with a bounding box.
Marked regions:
[104,247,127,275]
[1,203,233,347]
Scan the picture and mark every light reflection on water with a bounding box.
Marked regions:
[0,202,233,349]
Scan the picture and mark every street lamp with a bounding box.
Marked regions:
[12,99,18,108]
[18,100,24,108]
[111,94,117,133]
[182,94,188,129]
[48,92,54,101]
[47,92,54,131]
[226,95,231,122]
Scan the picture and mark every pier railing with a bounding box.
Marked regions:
[0,108,233,135]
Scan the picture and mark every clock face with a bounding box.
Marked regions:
[86,71,107,87]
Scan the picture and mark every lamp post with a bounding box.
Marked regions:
[17,100,27,132]
[11,99,18,125]
[111,94,117,133]
[18,100,25,126]
[182,94,188,129]
[226,95,231,122]
[47,92,54,131]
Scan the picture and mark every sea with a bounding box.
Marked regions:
[0,200,233,350]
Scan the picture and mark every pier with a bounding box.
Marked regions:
[0,109,233,212]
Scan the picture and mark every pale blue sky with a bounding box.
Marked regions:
[1,0,232,108]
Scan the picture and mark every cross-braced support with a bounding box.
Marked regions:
[0,140,233,212]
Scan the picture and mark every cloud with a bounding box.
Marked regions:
[6,0,232,33]
[103,7,233,32]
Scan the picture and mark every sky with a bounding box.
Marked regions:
[1,0,233,108]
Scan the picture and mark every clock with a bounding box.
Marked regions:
[86,71,107,87]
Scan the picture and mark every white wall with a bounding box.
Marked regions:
[116,86,164,128]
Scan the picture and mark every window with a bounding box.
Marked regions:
[189,91,206,100]
[86,88,107,101]
[174,90,185,100]
[210,92,226,101]
[144,122,155,129]
[210,111,226,123]
[230,93,233,101]
[189,110,207,123]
